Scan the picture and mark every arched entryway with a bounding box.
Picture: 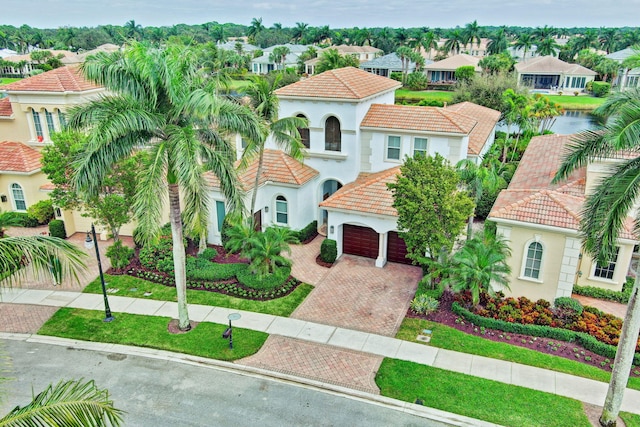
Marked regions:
[319,179,342,234]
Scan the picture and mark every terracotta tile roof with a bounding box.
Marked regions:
[205,149,319,191]
[489,134,636,240]
[275,67,401,100]
[40,183,56,191]
[0,141,43,173]
[425,54,481,71]
[515,56,597,76]
[360,104,477,135]
[320,167,400,217]
[0,66,101,92]
[0,97,12,117]
[446,102,501,155]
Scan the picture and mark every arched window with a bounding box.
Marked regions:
[44,109,56,133]
[32,109,43,140]
[57,109,67,129]
[523,242,543,279]
[297,114,310,149]
[11,183,26,211]
[324,116,341,151]
[275,195,288,224]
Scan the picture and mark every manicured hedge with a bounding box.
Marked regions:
[7,212,39,227]
[320,239,337,263]
[591,81,611,97]
[296,221,318,243]
[572,278,633,304]
[185,256,244,281]
[236,265,291,290]
[451,302,640,365]
[48,219,66,239]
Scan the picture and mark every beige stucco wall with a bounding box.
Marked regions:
[0,171,50,212]
[576,243,633,292]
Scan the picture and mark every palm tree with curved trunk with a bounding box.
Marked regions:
[243,75,307,220]
[0,378,123,426]
[553,89,640,427]
[68,41,263,331]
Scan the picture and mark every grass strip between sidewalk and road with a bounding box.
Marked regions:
[38,308,267,361]
[376,358,591,427]
[84,274,313,317]
[397,318,640,391]
[621,412,640,427]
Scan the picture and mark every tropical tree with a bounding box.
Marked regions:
[456,160,503,239]
[292,22,308,43]
[532,25,556,43]
[442,234,511,305]
[243,75,306,218]
[269,46,290,70]
[67,41,263,331]
[553,89,640,427]
[486,27,509,56]
[514,33,535,60]
[247,17,265,43]
[478,53,515,74]
[123,20,143,40]
[536,37,561,57]
[0,210,21,239]
[421,31,439,59]
[396,46,420,85]
[599,27,620,54]
[529,94,563,133]
[315,48,359,73]
[463,20,483,50]
[246,226,298,277]
[0,378,123,426]
[444,29,464,55]
[620,47,640,90]
[501,88,532,161]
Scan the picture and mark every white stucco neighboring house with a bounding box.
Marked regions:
[606,47,640,90]
[424,54,481,84]
[514,56,597,91]
[250,44,309,74]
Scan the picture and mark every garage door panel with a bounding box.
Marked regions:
[387,231,411,264]
[343,225,378,259]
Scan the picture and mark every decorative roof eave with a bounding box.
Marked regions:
[0,87,104,96]
[320,205,398,220]
[0,168,41,175]
[359,125,468,137]
[277,85,400,104]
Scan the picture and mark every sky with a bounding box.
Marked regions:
[3,0,640,29]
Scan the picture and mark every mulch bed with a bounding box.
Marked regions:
[315,255,334,268]
[411,292,640,377]
[167,319,199,334]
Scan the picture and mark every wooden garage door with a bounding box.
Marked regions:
[343,225,378,259]
[387,231,411,264]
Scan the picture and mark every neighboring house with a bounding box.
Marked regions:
[60,44,121,66]
[359,52,432,78]
[424,54,481,84]
[0,50,78,76]
[508,45,538,61]
[251,44,309,74]
[216,41,261,55]
[0,48,17,59]
[305,45,383,75]
[605,47,640,90]
[514,56,597,91]
[489,134,637,302]
[0,140,50,214]
[210,67,500,267]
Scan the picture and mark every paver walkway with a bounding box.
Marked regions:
[1,288,639,415]
[573,294,628,318]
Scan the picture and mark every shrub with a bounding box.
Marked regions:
[390,71,403,82]
[554,296,584,315]
[591,81,611,97]
[27,199,54,224]
[199,247,218,260]
[48,220,66,239]
[572,279,632,304]
[8,212,39,227]
[410,295,440,315]
[406,72,428,91]
[296,221,318,243]
[320,239,337,263]
[138,234,174,271]
[185,256,243,281]
[236,265,291,290]
[454,66,475,83]
[105,240,134,269]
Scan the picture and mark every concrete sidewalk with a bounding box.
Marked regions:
[2,287,639,415]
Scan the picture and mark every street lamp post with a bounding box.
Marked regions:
[85,224,114,322]
[222,313,241,349]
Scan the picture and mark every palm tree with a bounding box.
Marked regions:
[444,29,464,55]
[536,37,560,57]
[532,25,556,43]
[292,22,308,43]
[68,41,263,331]
[486,27,509,55]
[0,378,123,426]
[442,234,511,306]
[456,160,503,240]
[396,46,415,85]
[573,29,599,52]
[599,27,620,54]
[243,75,307,218]
[124,20,143,40]
[269,46,290,70]
[463,20,482,50]
[246,226,298,277]
[514,33,534,60]
[421,31,439,59]
[553,89,640,427]
[247,17,265,43]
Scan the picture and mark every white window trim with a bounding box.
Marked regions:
[385,135,402,162]
[518,237,544,283]
[10,183,27,212]
[589,248,619,284]
[274,195,288,225]
[412,137,429,157]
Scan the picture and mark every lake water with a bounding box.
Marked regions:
[498,110,600,135]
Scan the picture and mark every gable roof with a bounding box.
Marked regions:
[605,47,639,62]
[0,141,42,173]
[425,54,480,71]
[0,97,12,117]
[205,149,319,191]
[489,134,635,239]
[515,56,597,76]
[446,102,501,155]
[322,44,383,54]
[320,167,400,217]
[0,66,101,93]
[360,52,432,70]
[275,67,401,100]
[360,104,477,135]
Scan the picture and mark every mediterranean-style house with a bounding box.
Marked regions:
[424,54,481,84]
[359,52,433,78]
[606,47,640,90]
[514,56,597,91]
[250,44,309,74]
[488,134,638,302]
[304,45,383,75]
[208,67,500,267]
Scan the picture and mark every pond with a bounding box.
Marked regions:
[498,110,602,135]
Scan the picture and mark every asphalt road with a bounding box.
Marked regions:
[0,339,449,427]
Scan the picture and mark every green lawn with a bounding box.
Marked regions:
[38,308,267,361]
[397,318,640,391]
[377,358,590,427]
[84,274,313,317]
[622,412,640,427]
[545,94,605,110]
[395,89,453,104]
[0,78,21,86]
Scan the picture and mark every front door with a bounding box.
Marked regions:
[253,210,262,232]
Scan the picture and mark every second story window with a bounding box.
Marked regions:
[297,114,310,149]
[45,109,56,133]
[32,110,43,140]
[386,136,401,160]
[325,116,341,152]
[414,137,428,157]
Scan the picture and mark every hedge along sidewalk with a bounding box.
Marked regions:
[2,287,640,415]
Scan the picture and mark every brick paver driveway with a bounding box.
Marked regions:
[290,236,422,337]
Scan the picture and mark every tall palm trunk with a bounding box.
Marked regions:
[168,183,191,331]
[250,145,266,226]
[599,272,640,426]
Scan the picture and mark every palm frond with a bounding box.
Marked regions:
[200,144,244,217]
[132,143,168,246]
[0,378,124,427]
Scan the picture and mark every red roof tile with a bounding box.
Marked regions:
[446,102,501,155]
[275,67,401,100]
[205,149,318,191]
[361,104,477,134]
[0,97,12,117]
[0,66,101,93]
[0,141,42,173]
[320,167,400,217]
